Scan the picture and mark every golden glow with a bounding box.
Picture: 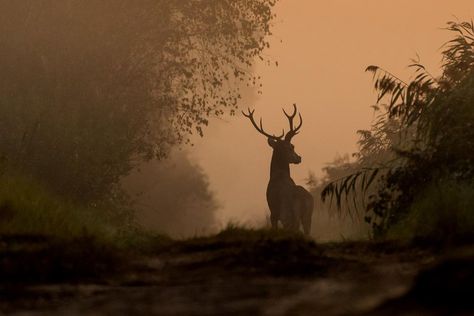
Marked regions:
[192,0,474,227]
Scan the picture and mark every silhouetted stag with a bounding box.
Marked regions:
[243,104,314,235]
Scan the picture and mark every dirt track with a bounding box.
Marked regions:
[5,238,467,316]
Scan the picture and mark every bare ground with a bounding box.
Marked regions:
[0,233,472,316]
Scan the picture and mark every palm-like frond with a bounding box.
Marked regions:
[441,20,474,85]
[320,167,382,219]
[366,64,437,127]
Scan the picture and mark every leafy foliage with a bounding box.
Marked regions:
[0,0,277,203]
[321,20,474,238]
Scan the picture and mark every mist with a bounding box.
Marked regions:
[188,0,474,240]
[122,150,218,238]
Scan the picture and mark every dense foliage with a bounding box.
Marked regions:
[0,0,276,203]
[321,20,474,240]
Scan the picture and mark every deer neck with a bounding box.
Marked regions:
[270,152,291,181]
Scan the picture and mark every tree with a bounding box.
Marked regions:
[322,20,474,237]
[0,0,277,203]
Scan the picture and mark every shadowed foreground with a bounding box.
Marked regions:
[0,228,472,315]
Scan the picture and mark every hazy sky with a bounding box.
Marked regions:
[190,0,474,225]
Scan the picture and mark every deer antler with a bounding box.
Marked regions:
[283,103,303,141]
[242,108,284,140]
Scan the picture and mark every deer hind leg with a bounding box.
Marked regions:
[270,211,279,229]
[290,199,302,232]
[302,212,311,235]
[302,196,314,235]
[283,212,298,231]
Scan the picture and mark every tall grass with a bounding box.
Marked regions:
[387,180,474,244]
[0,173,118,240]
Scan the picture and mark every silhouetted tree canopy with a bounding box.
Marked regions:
[0,0,276,202]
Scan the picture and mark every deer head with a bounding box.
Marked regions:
[243,103,303,165]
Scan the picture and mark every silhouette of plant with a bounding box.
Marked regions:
[322,20,474,238]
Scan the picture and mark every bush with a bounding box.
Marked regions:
[387,180,474,244]
[322,20,474,240]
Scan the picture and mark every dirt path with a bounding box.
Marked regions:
[2,240,450,316]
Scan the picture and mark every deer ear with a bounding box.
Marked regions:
[267,138,277,148]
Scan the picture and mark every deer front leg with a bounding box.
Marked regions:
[280,195,297,230]
[267,182,282,229]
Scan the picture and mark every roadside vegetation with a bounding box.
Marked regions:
[315,20,474,245]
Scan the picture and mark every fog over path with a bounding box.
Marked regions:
[190,1,474,225]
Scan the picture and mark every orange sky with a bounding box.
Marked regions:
[190,0,474,225]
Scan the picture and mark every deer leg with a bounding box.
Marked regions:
[302,214,311,235]
[290,197,302,232]
[290,216,299,231]
[302,196,314,235]
[280,197,295,230]
[302,204,313,235]
[270,212,279,229]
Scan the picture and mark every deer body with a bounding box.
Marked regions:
[243,104,314,234]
